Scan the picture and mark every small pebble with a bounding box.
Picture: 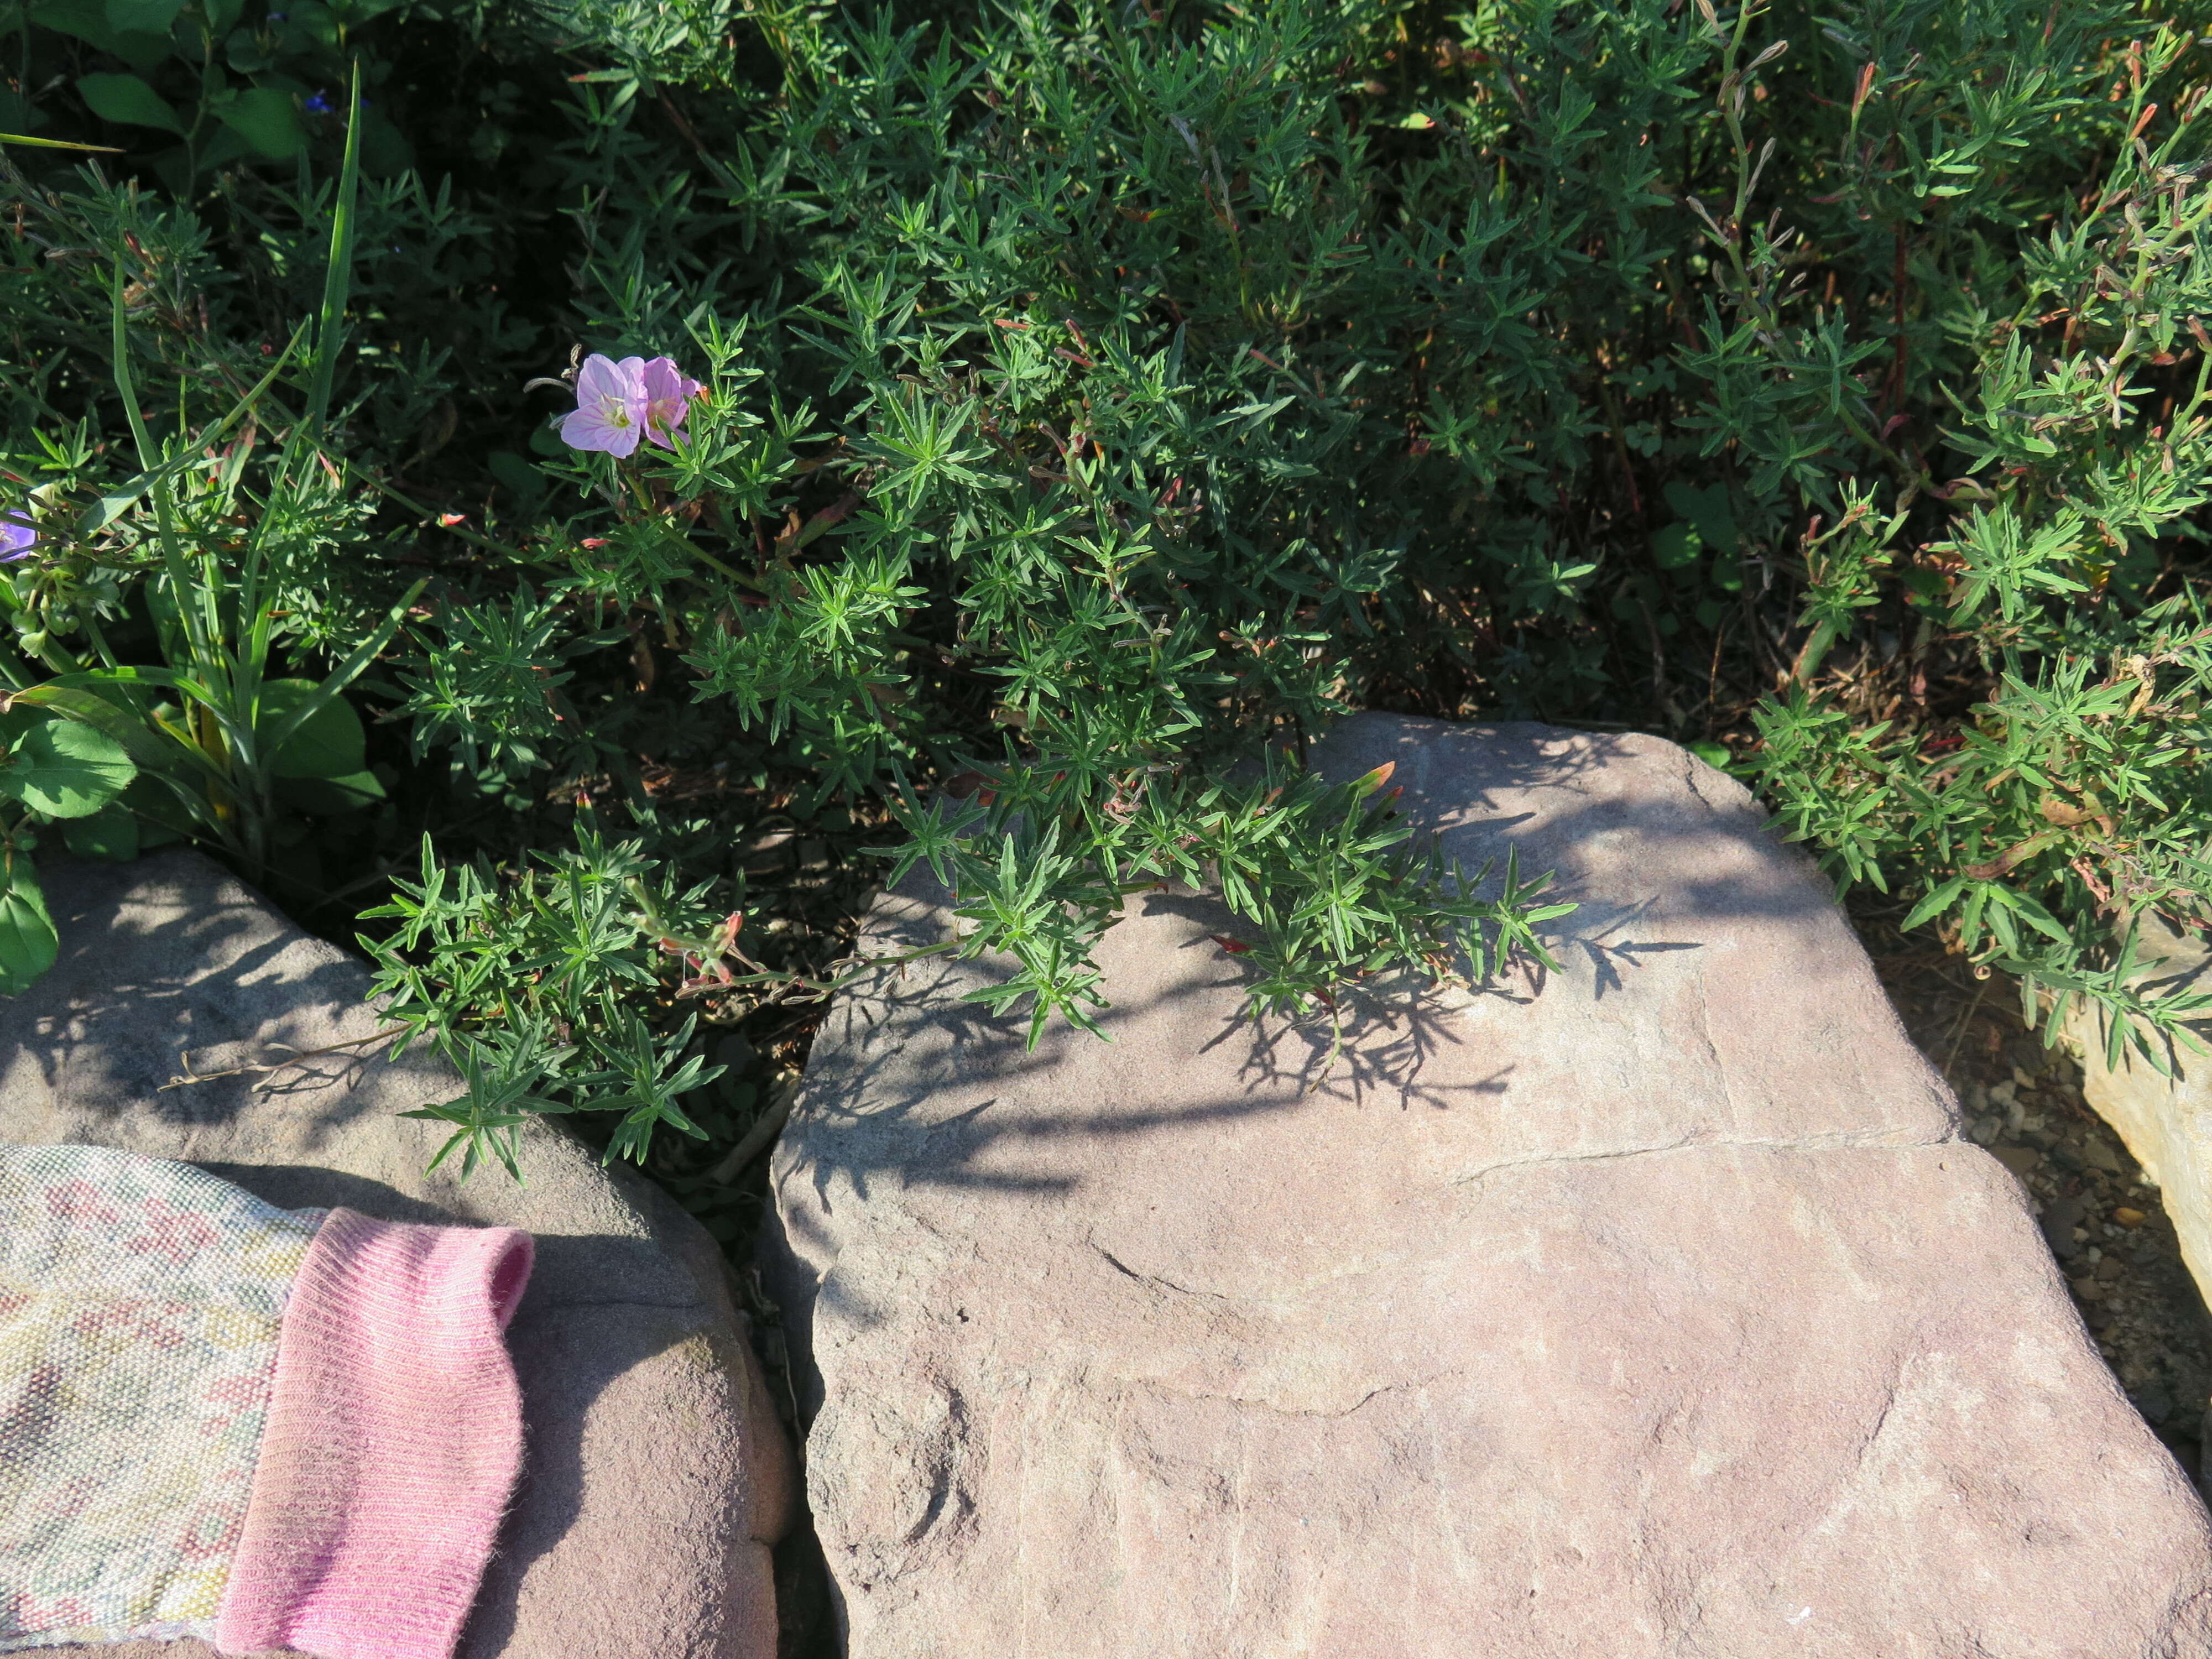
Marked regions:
[2082,1138,2126,1175]
[2116,1207,2148,1228]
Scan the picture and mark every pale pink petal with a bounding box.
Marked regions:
[564,353,649,456]
[577,353,647,402]
[561,406,641,458]
[639,357,702,450]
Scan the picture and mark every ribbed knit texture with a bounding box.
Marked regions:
[213,1209,533,1659]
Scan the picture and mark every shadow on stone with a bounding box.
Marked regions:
[4,853,793,1659]
[759,713,2212,1658]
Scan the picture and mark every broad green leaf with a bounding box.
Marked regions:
[1651,523,1702,571]
[4,721,137,817]
[11,680,217,779]
[76,73,184,134]
[0,869,58,994]
[105,0,184,33]
[217,88,304,160]
[64,804,140,862]
[33,0,114,43]
[36,1,167,66]
[275,769,385,816]
[259,679,366,778]
[119,776,191,849]
[1686,741,1732,771]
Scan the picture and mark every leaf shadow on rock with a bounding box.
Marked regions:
[767,717,1934,1395]
[780,715,1846,1215]
[10,849,400,1147]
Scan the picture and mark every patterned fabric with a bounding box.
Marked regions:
[0,1145,322,1650]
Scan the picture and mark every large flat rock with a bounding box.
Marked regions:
[761,713,2212,1658]
[0,851,792,1659]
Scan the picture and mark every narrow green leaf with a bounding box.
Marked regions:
[1901,878,1966,932]
[0,132,123,152]
[305,61,365,434]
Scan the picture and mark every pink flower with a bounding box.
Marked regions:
[560,354,650,457]
[640,356,702,449]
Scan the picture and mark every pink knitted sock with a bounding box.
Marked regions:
[213,1209,534,1659]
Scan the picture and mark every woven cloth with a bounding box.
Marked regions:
[0,1144,533,1659]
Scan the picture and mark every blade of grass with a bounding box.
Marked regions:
[109,264,158,473]
[304,60,365,435]
[257,577,429,759]
[79,320,309,535]
[0,133,123,153]
[110,263,218,673]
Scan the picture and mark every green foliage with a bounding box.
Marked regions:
[395,587,601,774]
[6,0,2212,1177]
[2,720,134,817]
[361,830,733,1176]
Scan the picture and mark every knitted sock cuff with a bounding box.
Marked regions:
[213,1208,534,1659]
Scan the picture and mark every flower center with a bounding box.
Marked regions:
[601,394,634,427]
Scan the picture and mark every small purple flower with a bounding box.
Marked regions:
[560,354,650,457]
[304,89,332,114]
[0,515,35,563]
[640,356,702,449]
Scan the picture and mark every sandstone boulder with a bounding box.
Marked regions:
[762,713,2212,1659]
[0,850,792,1659]
[2064,915,2212,1305]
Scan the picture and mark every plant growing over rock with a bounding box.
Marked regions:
[2,0,2210,1177]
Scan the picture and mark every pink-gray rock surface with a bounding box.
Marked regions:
[760,712,2212,1658]
[0,850,792,1659]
